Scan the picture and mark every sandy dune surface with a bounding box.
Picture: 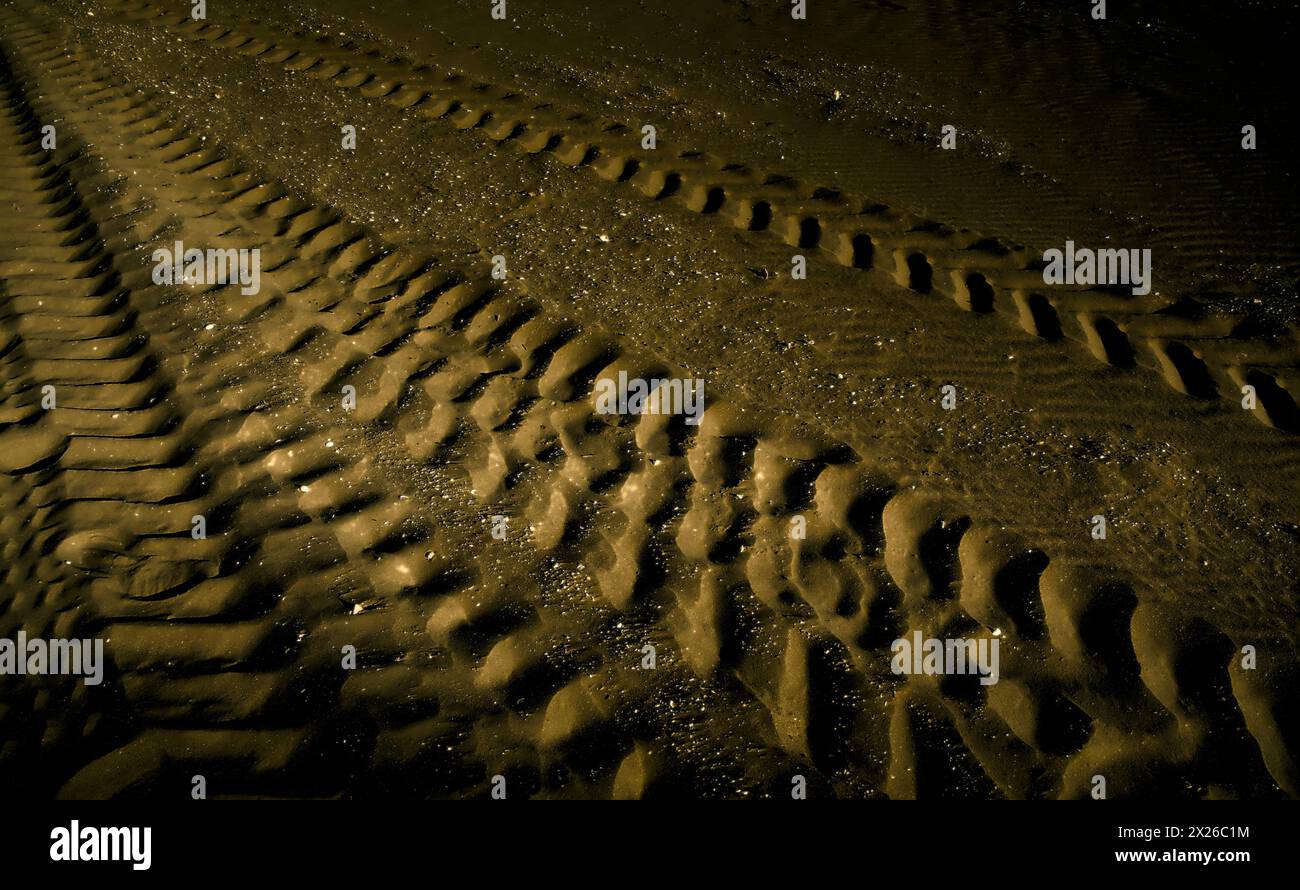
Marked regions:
[0,0,1297,799]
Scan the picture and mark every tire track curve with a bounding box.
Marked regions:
[1,5,1296,799]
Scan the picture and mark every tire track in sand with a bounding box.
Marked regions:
[0,18,806,800]
[99,0,1300,438]
[1,7,1296,798]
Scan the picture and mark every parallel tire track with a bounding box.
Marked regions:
[0,5,1296,799]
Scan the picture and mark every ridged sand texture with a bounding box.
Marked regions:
[0,2,1296,798]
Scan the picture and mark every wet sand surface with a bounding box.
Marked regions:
[1,0,1297,799]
